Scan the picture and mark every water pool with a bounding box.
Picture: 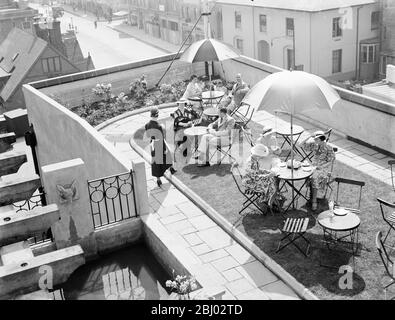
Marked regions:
[62,244,171,300]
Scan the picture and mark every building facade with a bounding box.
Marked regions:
[0,0,38,43]
[379,0,395,77]
[212,0,380,82]
[0,28,83,111]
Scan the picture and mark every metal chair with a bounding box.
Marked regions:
[209,130,237,165]
[230,103,255,129]
[322,146,338,199]
[332,177,365,214]
[376,231,395,300]
[277,217,311,257]
[240,126,255,147]
[230,163,266,215]
[377,198,395,245]
[389,160,395,193]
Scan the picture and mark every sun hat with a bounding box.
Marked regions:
[251,144,269,158]
[150,107,159,118]
[176,98,188,104]
[313,130,326,139]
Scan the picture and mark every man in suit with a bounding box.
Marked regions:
[195,107,236,167]
[222,73,250,114]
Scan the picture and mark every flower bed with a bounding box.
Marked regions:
[67,77,235,127]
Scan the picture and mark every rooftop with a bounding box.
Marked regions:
[216,0,377,11]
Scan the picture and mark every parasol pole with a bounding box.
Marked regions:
[203,0,213,97]
[290,111,295,209]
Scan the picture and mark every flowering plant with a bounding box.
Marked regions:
[166,271,197,298]
[92,83,112,102]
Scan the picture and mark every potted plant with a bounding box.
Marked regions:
[166,271,197,300]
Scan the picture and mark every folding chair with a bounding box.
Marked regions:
[376,231,395,300]
[209,131,236,165]
[301,128,333,162]
[389,160,395,193]
[240,126,255,147]
[230,103,255,129]
[377,198,395,245]
[231,164,266,215]
[332,177,365,214]
[276,217,311,257]
[322,146,338,199]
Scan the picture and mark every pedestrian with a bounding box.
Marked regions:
[74,25,78,33]
[144,107,176,187]
[94,20,97,29]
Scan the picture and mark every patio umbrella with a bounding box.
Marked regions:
[242,70,340,173]
[179,38,240,86]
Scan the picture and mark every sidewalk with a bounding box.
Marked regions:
[62,4,179,54]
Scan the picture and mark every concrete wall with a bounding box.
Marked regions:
[22,84,131,179]
[36,54,206,107]
[94,218,143,254]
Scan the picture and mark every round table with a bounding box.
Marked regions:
[275,125,305,161]
[203,107,219,124]
[275,164,314,212]
[202,90,225,107]
[184,126,208,156]
[317,209,360,255]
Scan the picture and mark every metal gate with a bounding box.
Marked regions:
[87,170,138,229]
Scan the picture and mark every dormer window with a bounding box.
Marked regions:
[10,66,15,73]
[12,53,19,61]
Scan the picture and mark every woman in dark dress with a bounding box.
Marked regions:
[144,107,176,187]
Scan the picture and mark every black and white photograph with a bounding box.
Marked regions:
[0,0,394,310]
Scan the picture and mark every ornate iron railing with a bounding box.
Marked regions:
[88,170,138,229]
[12,191,53,245]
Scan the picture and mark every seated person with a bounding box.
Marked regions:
[221,73,250,114]
[171,98,197,157]
[214,80,228,95]
[242,144,280,207]
[300,130,336,211]
[195,107,235,167]
[256,126,282,160]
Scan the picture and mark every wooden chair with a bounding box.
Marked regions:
[277,217,311,257]
[377,198,395,245]
[376,231,395,300]
[332,177,365,214]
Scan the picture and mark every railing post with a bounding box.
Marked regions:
[131,159,149,216]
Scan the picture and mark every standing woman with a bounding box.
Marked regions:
[144,107,176,187]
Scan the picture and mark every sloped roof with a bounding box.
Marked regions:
[0,27,47,102]
[216,0,377,12]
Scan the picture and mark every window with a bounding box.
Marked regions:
[361,43,379,63]
[286,18,294,37]
[12,53,19,61]
[332,49,342,73]
[259,14,267,32]
[10,66,15,73]
[332,17,342,37]
[235,38,243,53]
[371,11,379,30]
[168,21,178,31]
[41,56,61,73]
[287,48,295,70]
[161,19,167,28]
[235,11,241,29]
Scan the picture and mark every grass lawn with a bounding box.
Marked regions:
[133,118,395,300]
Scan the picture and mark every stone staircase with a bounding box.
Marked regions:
[0,126,85,299]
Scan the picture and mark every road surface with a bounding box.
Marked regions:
[30,3,166,69]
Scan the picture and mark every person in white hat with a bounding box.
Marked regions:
[242,144,280,208]
[256,125,281,157]
[300,130,336,210]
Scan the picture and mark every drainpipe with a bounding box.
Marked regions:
[309,12,312,73]
[355,6,362,80]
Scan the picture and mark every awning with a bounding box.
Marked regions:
[0,67,10,80]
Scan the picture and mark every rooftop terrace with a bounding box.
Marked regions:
[22,52,395,299]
